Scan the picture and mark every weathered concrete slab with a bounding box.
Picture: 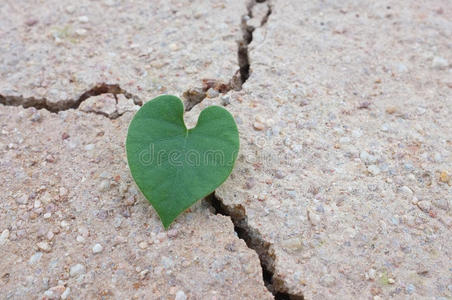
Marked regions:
[1,0,451,298]
[189,0,452,298]
[0,0,245,108]
[0,106,272,299]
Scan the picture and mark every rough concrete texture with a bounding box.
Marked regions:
[194,0,451,298]
[0,0,245,109]
[1,0,452,299]
[0,106,271,299]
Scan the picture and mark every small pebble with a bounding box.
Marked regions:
[381,123,390,132]
[360,151,377,164]
[84,144,94,151]
[139,269,149,279]
[44,286,65,299]
[417,200,431,213]
[29,252,43,264]
[34,200,41,209]
[98,180,110,192]
[16,194,28,205]
[31,112,41,122]
[439,171,450,183]
[319,274,336,287]
[275,170,285,179]
[37,241,52,252]
[175,290,187,300]
[76,235,85,243]
[78,16,89,23]
[138,241,148,249]
[307,209,321,226]
[367,165,380,176]
[92,243,103,254]
[167,229,178,238]
[221,95,230,105]
[59,187,68,197]
[253,122,265,131]
[75,28,87,36]
[25,19,39,27]
[0,229,10,244]
[432,56,448,69]
[406,284,415,294]
[43,212,51,219]
[206,88,219,98]
[399,186,413,197]
[69,264,86,277]
[386,106,397,114]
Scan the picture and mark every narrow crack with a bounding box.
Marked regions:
[207,193,304,300]
[0,83,142,119]
[183,0,272,111]
[239,0,272,85]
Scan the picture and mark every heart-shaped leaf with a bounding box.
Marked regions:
[126,95,239,228]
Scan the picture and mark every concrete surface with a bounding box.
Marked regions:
[1,0,451,299]
[0,106,271,299]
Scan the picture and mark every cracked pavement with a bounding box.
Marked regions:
[1,0,451,299]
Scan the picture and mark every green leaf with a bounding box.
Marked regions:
[126,95,239,228]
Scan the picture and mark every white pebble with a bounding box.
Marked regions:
[29,252,43,264]
[75,28,87,36]
[367,165,380,176]
[138,241,148,249]
[37,241,52,253]
[381,124,390,132]
[98,180,110,191]
[16,194,28,205]
[360,151,377,164]
[78,16,89,23]
[206,88,219,98]
[76,235,85,243]
[43,212,51,219]
[399,186,413,197]
[92,243,103,254]
[367,268,376,280]
[432,56,448,69]
[59,187,68,197]
[70,264,86,277]
[0,229,10,244]
[352,129,362,138]
[34,200,41,209]
[175,290,187,300]
[84,144,94,151]
[339,137,351,144]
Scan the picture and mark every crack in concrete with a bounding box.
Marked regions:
[203,2,304,299]
[208,193,304,300]
[183,0,272,112]
[0,83,142,119]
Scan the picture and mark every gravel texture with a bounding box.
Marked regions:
[1,0,451,299]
